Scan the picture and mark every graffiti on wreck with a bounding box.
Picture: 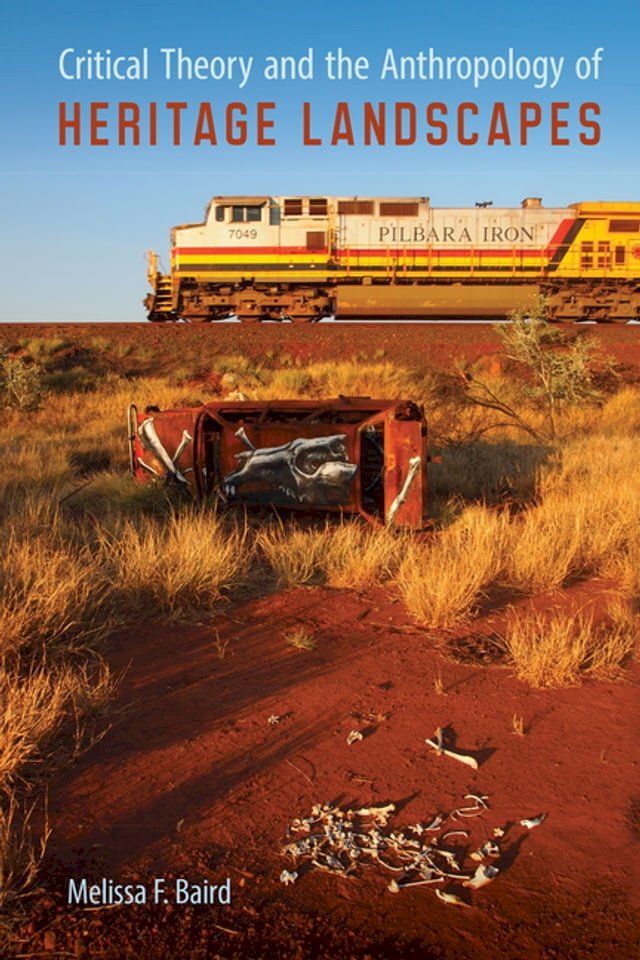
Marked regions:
[222,430,358,506]
[138,418,193,483]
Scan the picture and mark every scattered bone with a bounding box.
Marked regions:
[435,889,470,907]
[452,795,489,820]
[442,830,469,842]
[389,874,443,893]
[520,813,547,829]
[425,814,445,831]
[433,849,461,870]
[463,864,500,890]
[280,793,543,903]
[466,794,489,807]
[354,803,396,826]
[425,729,479,770]
[347,730,364,745]
[470,840,500,861]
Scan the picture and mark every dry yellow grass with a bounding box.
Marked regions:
[500,603,638,688]
[284,626,316,651]
[98,509,252,618]
[0,660,114,792]
[504,434,640,593]
[257,521,408,590]
[396,505,511,627]
[0,530,110,659]
[256,524,327,586]
[319,523,407,589]
[0,796,50,910]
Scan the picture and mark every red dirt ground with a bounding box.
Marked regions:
[1,321,640,376]
[13,579,640,959]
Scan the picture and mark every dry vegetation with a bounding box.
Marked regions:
[500,603,637,688]
[0,328,638,913]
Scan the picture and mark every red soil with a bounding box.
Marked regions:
[16,580,640,959]
[1,321,640,376]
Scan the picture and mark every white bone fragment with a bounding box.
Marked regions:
[425,733,478,770]
[435,889,470,907]
[463,864,499,889]
[451,796,488,819]
[389,874,443,892]
[441,830,469,842]
[138,418,190,484]
[373,853,407,873]
[470,840,500,861]
[434,849,460,870]
[387,456,421,526]
[520,813,547,829]
[172,429,193,465]
[492,827,506,838]
[279,869,298,885]
[425,814,445,831]
[347,729,364,745]
[267,714,281,725]
[355,803,396,825]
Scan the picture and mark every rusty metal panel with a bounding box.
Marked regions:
[383,418,425,528]
[132,408,199,494]
[128,398,429,528]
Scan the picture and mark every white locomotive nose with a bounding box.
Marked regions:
[147,195,640,324]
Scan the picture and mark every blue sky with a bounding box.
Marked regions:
[1,0,638,322]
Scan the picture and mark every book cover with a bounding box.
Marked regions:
[1,2,638,958]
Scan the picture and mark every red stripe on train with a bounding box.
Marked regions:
[173,246,552,258]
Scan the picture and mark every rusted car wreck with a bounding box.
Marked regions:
[127,397,429,527]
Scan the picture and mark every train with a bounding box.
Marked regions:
[145,195,640,322]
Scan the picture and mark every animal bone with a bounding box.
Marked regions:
[435,889,470,907]
[465,794,489,806]
[452,795,489,820]
[172,429,194,465]
[520,813,546,829]
[470,840,500,861]
[354,803,396,826]
[441,830,469,842]
[347,729,364,745]
[279,869,298,885]
[424,814,445,832]
[138,418,190,484]
[373,853,408,873]
[425,730,478,770]
[388,874,443,893]
[387,456,422,526]
[267,714,281,725]
[463,864,500,890]
[235,426,256,450]
[433,849,460,870]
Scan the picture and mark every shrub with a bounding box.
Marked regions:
[0,355,46,410]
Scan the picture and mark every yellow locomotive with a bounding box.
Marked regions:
[145,195,640,322]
